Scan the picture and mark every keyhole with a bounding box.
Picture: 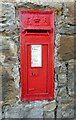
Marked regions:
[32,72,33,76]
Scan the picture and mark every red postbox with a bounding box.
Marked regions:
[19,10,54,101]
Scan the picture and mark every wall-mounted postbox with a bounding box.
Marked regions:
[19,10,54,101]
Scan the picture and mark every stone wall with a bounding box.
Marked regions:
[0,1,76,119]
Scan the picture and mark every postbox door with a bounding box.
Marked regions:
[27,44,48,94]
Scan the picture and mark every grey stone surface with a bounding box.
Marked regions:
[0,3,15,31]
[57,105,74,118]
[43,110,55,118]
[64,2,76,25]
[44,100,56,111]
[58,73,67,85]
[58,35,75,61]
[0,1,75,119]
[60,25,75,35]
[3,100,56,118]
[67,59,76,96]
[68,73,75,96]
[0,107,2,120]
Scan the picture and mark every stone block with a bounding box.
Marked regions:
[4,56,17,64]
[43,100,56,118]
[65,4,75,25]
[0,3,15,30]
[68,59,76,73]
[56,106,62,118]
[60,25,75,35]
[62,108,74,118]
[43,100,56,112]
[66,2,74,16]
[56,96,74,118]
[2,67,18,104]
[58,73,67,85]
[26,107,43,118]
[3,100,56,118]
[65,17,75,25]
[0,36,17,56]
[57,104,74,118]
[58,35,75,61]
[0,3,15,24]
[59,63,67,74]
[68,60,76,97]
[43,110,55,118]
[68,73,75,96]
[64,2,76,25]
[57,86,74,104]
[0,3,17,35]
[58,86,67,96]
[12,65,20,89]
[0,55,5,65]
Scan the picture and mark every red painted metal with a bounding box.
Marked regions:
[19,10,54,101]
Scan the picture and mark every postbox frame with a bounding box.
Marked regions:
[19,10,54,101]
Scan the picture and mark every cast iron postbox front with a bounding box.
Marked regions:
[19,10,54,101]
